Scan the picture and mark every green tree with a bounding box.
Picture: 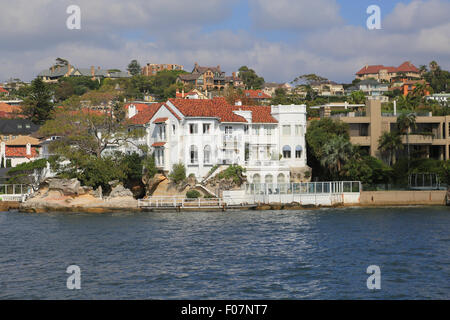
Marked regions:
[22,78,54,124]
[127,59,142,76]
[320,136,353,178]
[306,118,350,180]
[397,112,417,170]
[238,66,265,89]
[378,131,403,166]
[349,90,366,104]
[169,163,186,183]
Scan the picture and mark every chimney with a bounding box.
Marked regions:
[26,143,31,156]
[67,63,71,75]
[91,66,95,77]
[232,72,236,79]
[182,89,185,98]
[51,66,55,73]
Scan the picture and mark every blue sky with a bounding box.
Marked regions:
[0,0,448,83]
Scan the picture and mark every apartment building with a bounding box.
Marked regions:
[321,99,450,161]
[142,63,184,76]
[310,81,345,96]
[126,98,309,183]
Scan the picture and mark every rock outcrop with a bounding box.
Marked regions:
[21,178,138,213]
[109,184,133,198]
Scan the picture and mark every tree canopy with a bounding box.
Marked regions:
[238,66,265,89]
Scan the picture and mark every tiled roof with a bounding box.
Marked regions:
[397,61,420,73]
[231,106,278,123]
[152,142,166,147]
[356,61,420,75]
[6,135,41,146]
[168,98,247,123]
[5,146,38,159]
[244,90,272,99]
[0,102,22,114]
[0,87,8,93]
[125,103,152,113]
[153,117,168,124]
[129,103,164,125]
[168,98,278,123]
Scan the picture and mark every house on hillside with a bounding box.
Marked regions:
[356,61,421,83]
[243,90,272,104]
[126,98,310,183]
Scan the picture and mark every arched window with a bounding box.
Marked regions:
[204,145,211,164]
[295,145,303,158]
[190,145,198,164]
[253,174,261,184]
[282,145,291,158]
[265,174,273,184]
[277,173,286,193]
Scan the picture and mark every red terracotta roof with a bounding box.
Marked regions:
[153,117,168,124]
[5,146,38,159]
[129,103,164,125]
[168,98,247,123]
[125,103,151,113]
[0,102,22,114]
[168,98,279,124]
[152,142,166,147]
[356,61,420,75]
[397,61,420,73]
[0,87,8,93]
[231,105,278,123]
[243,89,271,99]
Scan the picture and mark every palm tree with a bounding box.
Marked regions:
[320,136,353,178]
[378,131,403,166]
[396,112,417,170]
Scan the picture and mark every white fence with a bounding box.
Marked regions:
[223,181,361,206]
[138,196,225,209]
[0,184,33,202]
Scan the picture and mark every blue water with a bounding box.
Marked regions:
[0,207,449,299]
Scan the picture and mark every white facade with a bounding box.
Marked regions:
[129,100,309,183]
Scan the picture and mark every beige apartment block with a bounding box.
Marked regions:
[320,99,450,161]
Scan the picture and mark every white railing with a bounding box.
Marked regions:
[0,184,33,202]
[138,196,224,208]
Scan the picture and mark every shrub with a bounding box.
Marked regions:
[217,165,246,184]
[186,190,201,199]
[169,163,186,183]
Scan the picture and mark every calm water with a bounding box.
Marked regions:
[0,207,449,299]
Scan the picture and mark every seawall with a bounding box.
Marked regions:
[360,190,447,206]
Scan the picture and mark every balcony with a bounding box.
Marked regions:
[244,160,289,169]
[350,136,370,146]
[401,134,433,145]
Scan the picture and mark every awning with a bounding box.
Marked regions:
[152,142,166,147]
[153,117,168,124]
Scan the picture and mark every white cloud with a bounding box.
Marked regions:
[249,0,343,30]
[0,0,449,84]
[383,0,450,31]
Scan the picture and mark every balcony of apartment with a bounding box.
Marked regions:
[244,159,290,170]
[330,111,367,119]
[350,136,371,146]
[401,134,434,145]
[222,134,242,149]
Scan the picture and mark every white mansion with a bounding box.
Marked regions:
[126,98,309,184]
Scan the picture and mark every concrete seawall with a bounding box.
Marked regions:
[360,191,447,206]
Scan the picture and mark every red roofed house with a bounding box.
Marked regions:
[127,98,309,183]
[0,87,9,97]
[243,90,272,104]
[356,61,421,83]
[1,136,41,167]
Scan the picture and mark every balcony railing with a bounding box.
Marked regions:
[244,160,289,168]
